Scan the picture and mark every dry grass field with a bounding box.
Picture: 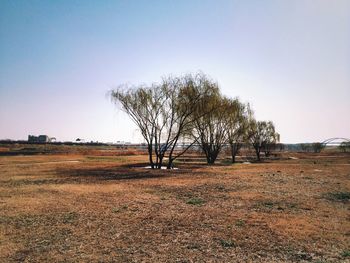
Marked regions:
[0,150,349,262]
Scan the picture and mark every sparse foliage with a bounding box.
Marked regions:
[248,120,280,161]
[111,72,280,166]
[225,100,252,163]
[111,84,161,168]
[111,73,218,168]
[191,86,228,164]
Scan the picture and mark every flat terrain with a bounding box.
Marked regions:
[0,152,349,262]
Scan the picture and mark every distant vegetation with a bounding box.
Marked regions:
[339,142,350,152]
[111,72,279,169]
[299,143,325,153]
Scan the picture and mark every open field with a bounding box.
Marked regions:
[0,151,349,262]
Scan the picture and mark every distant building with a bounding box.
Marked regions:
[28,135,52,143]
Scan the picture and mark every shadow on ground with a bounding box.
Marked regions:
[53,162,206,183]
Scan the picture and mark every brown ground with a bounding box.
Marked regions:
[0,152,349,262]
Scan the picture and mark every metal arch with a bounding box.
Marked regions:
[321,138,350,145]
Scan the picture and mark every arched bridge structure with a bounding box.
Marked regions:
[321,138,350,146]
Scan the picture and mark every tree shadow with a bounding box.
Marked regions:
[54,163,205,183]
[56,166,167,182]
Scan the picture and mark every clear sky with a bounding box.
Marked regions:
[0,0,349,143]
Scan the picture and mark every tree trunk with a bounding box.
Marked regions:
[207,151,218,164]
[207,156,215,164]
[167,158,174,169]
[230,143,240,163]
[148,146,154,168]
[256,149,261,161]
[158,155,163,169]
[231,152,236,163]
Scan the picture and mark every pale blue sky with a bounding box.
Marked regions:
[0,0,349,143]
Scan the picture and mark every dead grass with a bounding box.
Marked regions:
[0,152,349,262]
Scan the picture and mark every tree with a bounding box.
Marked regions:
[299,143,311,152]
[191,85,228,164]
[225,99,252,163]
[111,84,161,168]
[311,142,324,153]
[248,120,280,161]
[111,72,282,167]
[111,73,216,169]
[339,142,350,152]
[152,73,215,169]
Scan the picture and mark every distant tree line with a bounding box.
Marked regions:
[295,141,350,153]
[111,73,280,169]
[298,142,325,153]
[339,142,350,152]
